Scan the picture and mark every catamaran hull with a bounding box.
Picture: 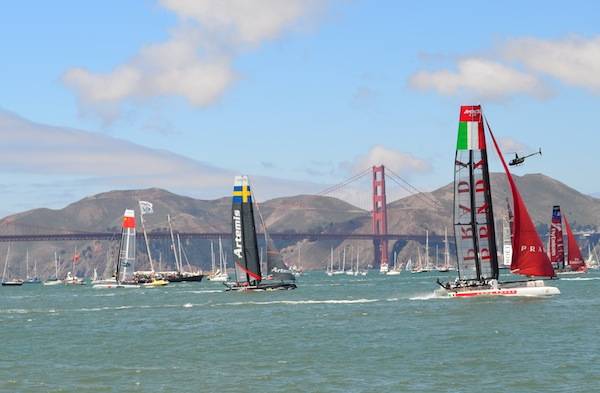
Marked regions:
[437,280,560,298]
[223,282,297,292]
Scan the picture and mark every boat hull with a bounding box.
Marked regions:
[93,283,140,289]
[556,270,586,276]
[223,282,297,292]
[2,281,24,286]
[437,280,560,298]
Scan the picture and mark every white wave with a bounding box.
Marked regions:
[0,309,30,314]
[184,290,222,294]
[560,277,600,281]
[409,292,446,300]
[183,303,193,308]
[223,298,379,306]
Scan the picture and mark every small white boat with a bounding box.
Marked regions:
[63,272,85,285]
[1,244,23,286]
[44,252,63,286]
[208,238,230,282]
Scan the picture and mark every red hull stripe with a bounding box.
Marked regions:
[453,290,518,297]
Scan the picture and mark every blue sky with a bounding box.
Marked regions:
[0,0,599,215]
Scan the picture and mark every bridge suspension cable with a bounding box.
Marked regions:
[385,168,442,210]
[316,167,371,196]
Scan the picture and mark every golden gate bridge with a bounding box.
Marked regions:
[0,165,446,269]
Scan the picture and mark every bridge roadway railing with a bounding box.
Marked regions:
[0,232,447,243]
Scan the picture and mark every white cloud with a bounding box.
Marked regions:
[497,137,529,153]
[63,0,326,121]
[409,58,550,100]
[160,0,321,46]
[346,145,431,177]
[0,110,322,212]
[503,36,600,92]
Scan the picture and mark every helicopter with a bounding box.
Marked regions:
[508,148,542,166]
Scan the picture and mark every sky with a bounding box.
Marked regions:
[0,0,599,216]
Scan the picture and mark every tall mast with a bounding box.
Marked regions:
[425,230,429,269]
[210,240,215,274]
[2,244,10,282]
[54,251,59,278]
[167,214,180,272]
[330,247,333,272]
[444,228,450,268]
[218,237,224,273]
[138,202,154,272]
[177,233,183,273]
[26,250,29,279]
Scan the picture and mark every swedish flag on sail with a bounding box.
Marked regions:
[233,176,252,203]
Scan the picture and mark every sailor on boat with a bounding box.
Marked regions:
[224,176,296,292]
[436,105,559,298]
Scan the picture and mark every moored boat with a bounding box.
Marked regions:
[435,105,559,298]
[44,252,64,286]
[1,243,23,287]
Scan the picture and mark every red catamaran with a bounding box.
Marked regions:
[436,105,560,297]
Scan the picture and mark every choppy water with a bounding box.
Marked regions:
[1,271,599,393]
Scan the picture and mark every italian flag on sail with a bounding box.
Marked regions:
[457,105,485,150]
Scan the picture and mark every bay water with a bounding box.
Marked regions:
[1,271,599,392]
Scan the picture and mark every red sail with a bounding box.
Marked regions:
[564,215,587,272]
[486,120,555,277]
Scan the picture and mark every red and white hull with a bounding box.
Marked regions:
[437,280,560,298]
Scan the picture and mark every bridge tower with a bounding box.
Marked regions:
[372,165,389,272]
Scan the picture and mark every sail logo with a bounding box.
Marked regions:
[233,210,243,259]
[520,245,544,253]
[463,108,481,117]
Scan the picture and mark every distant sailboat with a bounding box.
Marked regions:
[224,176,296,291]
[500,199,514,269]
[326,247,334,276]
[44,252,63,286]
[63,247,84,285]
[562,214,587,274]
[208,237,230,282]
[1,244,23,286]
[586,244,599,269]
[386,251,401,275]
[24,250,41,284]
[437,228,451,272]
[436,105,559,297]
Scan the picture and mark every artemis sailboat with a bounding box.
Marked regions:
[436,105,559,297]
[224,176,296,291]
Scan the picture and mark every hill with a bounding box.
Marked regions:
[0,173,597,277]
